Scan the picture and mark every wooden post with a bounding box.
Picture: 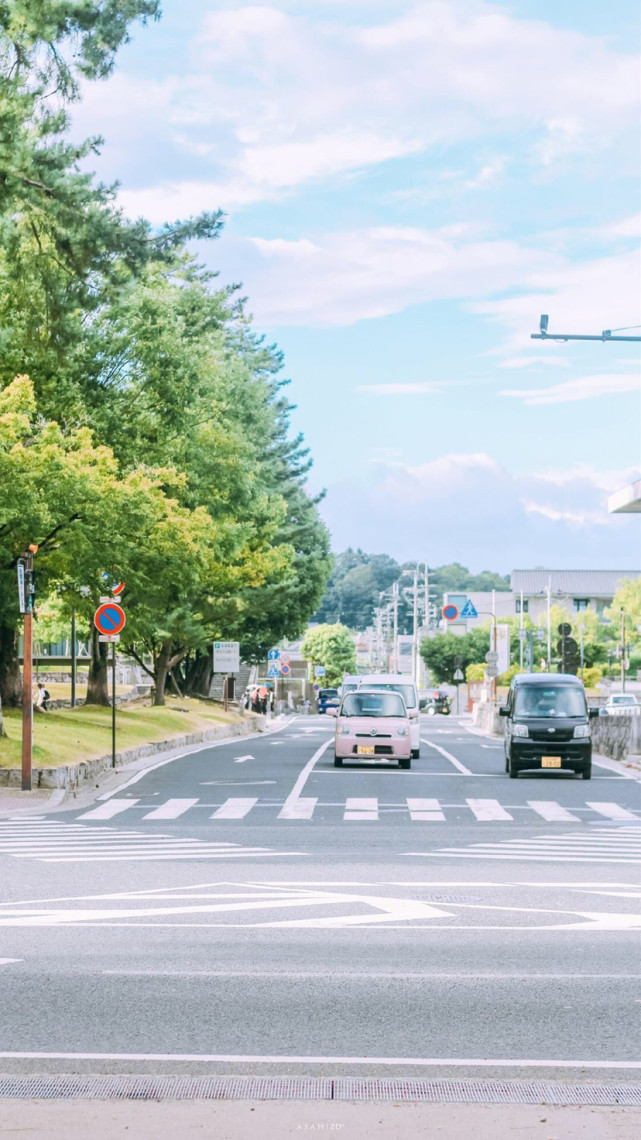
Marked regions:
[21,607,33,791]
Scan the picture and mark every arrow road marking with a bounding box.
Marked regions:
[234,755,255,763]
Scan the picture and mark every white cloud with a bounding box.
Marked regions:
[319,452,641,567]
[357,382,443,395]
[501,373,640,405]
[82,1,639,215]
[235,224,554,325]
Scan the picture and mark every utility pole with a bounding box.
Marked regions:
[390,583,394,670]
[19,545,38,791]
[621,610,626,692]
[424,563,429,632]
[546,578,552,669]
[579,624,585,681]
[412,564,419,686]
[519,588,524,670]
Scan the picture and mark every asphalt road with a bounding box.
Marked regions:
[0,713,640,1082]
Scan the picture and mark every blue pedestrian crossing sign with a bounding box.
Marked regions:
[268,648,280,661]
[460,599,478,619]
[267,664,280,678]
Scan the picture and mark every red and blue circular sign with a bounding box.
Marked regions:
[280,662,291,676]
[442,604,459,622]
[94,602,126,636]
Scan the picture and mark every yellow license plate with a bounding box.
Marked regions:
[357,745,376,756]
[541,757,562,768]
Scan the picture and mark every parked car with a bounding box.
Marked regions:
[317,687,340,714]
[330,688,412,769]
[600,693,640,716]
[500,673,599,780]
[356,673,421,758]
[421,689,451,716]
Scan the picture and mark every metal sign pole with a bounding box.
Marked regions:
[71,610,77,708]
[112,640,116,768]
[22,605,33,791]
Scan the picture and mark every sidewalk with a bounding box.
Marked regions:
[0,1099,638,1139]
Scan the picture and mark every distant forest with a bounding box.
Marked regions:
[312,550,510,633]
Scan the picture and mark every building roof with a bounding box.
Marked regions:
[609,480,641,513]
[511,569,640,597]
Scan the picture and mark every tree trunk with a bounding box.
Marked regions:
[86,625,110,705]
[0,694,6,738]
[153,641,172,707]
[185,651,212,698]
[0,622,22,708]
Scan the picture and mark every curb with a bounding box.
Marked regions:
[0,714,279,795]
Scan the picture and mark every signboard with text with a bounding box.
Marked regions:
[213,641,240,673]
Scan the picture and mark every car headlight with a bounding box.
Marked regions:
[396,727,407,737]
[512,724,529,737]
[340,724,351,735]
[573,724,590,738]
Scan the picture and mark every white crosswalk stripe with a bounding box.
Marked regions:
[466,799,512,821]
[0,821,296,863]
[344,797,378,821]
[27,795,641,828]
[418,826,641,864]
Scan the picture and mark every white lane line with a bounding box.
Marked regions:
[587,803,639,821]
[77,800,139,821]
[421,740,472,775]
[466,799,513,821]
[279,737,333,818]
[210,798,257,820]
[0,959,22,966]
[527,801,582,822]
[142,799,199,820]
[407,798,445,821]
[344,798,378,821]
[278,799,317,820]
[0,1051,637,1069]
[234,755,254,763]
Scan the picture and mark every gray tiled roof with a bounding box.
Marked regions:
[511,569,640,597]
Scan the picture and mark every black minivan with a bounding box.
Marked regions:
[500,673,599,780]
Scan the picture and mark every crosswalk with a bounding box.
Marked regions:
[0,820,300,863]
[414,826,641,865]
[69,796,641,825]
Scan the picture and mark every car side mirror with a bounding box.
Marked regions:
[327,706,338,717]
[588,707,600,719]
[419,699,427,710]
[499,706,509,717]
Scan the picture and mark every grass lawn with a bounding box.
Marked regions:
[0,697,243,769]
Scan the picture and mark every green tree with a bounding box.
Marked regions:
[302,624,356,687]
[421,628,493,684]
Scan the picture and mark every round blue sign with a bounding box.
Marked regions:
[267,648,280,660]
[442,604,459,621]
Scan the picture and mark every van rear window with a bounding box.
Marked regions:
[364,683,417,709]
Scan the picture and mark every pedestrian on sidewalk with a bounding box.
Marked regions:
[35,682,50,712]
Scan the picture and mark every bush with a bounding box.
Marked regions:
[581,666,603,689]
[466,663,486,682]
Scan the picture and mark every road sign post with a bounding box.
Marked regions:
[95,604,126,769]
[19,546,37,791]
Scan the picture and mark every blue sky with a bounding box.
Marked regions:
[71,0,640,571]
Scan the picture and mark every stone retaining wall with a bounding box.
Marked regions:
[0,715,268,790]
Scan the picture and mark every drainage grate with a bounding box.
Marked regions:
[0,1075,639,1105]
[333,1078,641,1106]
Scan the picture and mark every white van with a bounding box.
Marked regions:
[357,673,421,758]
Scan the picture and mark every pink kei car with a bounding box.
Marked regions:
[329,689,412,769]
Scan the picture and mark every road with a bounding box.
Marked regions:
[0,712,640,1082]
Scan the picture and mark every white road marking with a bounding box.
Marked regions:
[77,800,140,821]
[279,737,333,819]
[142,799,199,820]
[587,802,639,820]
[421,740,472,774]
[0,959,22,966]
[234,755,254,763]
[527,801,581,822]
[344,798,378,821]
[278,799,317,820]
[466,799,512,821]
[0,1051,637,1068]
[210,798,258,819]
[407,798,445,821]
